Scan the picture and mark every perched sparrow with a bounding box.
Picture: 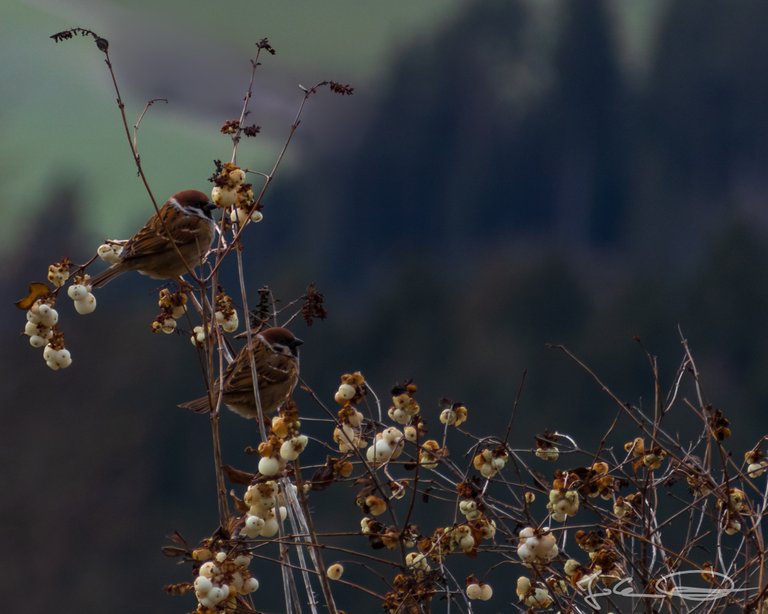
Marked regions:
[89,189,216,288]
[179,327,303,419]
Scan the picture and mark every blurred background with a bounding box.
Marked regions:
[4,0,768,610]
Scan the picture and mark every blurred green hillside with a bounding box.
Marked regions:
[5,0,768,611]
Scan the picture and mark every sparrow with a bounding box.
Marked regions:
[89,189,216,288]
[179,327,303,419]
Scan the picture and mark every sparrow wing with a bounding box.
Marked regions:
[121,205,208,261]
[223,340,295,395]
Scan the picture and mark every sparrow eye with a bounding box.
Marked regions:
[272,342,299,357]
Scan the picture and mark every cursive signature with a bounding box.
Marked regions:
[584,570,757,610]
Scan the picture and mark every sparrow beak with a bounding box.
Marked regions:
[288,337,303,358]
[203,201,217,213]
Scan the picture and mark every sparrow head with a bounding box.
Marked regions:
[172,189,216,219]
[259,327,303,358]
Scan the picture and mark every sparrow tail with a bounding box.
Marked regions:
[178,396,211,413]
[88,265,123,289]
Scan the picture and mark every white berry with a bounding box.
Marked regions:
[29,335,47,348]
[97,243,123,264]
[258,456,281,477]
[229,168,246,186]
[67,284,88,301]
[74,294,97,315]
[39,307,58,327]
[336,383,356,401]
[212,186,237,208]
[194,576,213,595]
[260,517,279,537]
[246,514,264,531]
[198,561,219,578]
[222,313,239,333]
[326,563,344,580]
[197,594,215,609]
[243,577,259,593]
[207,586,225,605]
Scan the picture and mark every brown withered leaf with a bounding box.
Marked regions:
[224,516,241,537]
[223,464,255,485]
[15,282,51,310]
[160,545,188,558]
[161,531,190,558]
[310,461,336,491]
[164,582,193,596]
[256,38,276,55]
[300,283,327,326]
[230,489,249,514]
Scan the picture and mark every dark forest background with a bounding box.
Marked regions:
[5,0,768,611]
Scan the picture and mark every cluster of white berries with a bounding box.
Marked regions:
[333,417,366,453]
[515,576,553,608]
[517,527,559,565]
[24,300,73,370]
[438,402,468,427]
[717,487,748,536]
[193,549,259,610]
[258,409,308,476]
[214,291,239,333]
[47,260,70,287]
[191,325,207,347]
[564,555,624,594]
[466,580,493,601]
[97,241,125,264]
[67,279,97,315]
[458,498,482,521]
[366,427,405,464]
[21,260,101,370]
[404,551,431,576]
[152,288,186,335]
[613,497,633,519]
[42,341,72,370]
[438,517,496,557]
[535,446,560,461]
[333,373,368,453]
[745,451,767,478]
[277,434,309,463]
[210,163,263,226]
[214,310,239,333]
[450,525,477,554]
[547,489,580,522]
[24,300,57,348]
[334,382,357,404]
[472,447,509,478]
[417,439,444,469]
[387,383,420,425]
[240,481,288,539]
[360,516,417,550]
[358,495,387,517]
